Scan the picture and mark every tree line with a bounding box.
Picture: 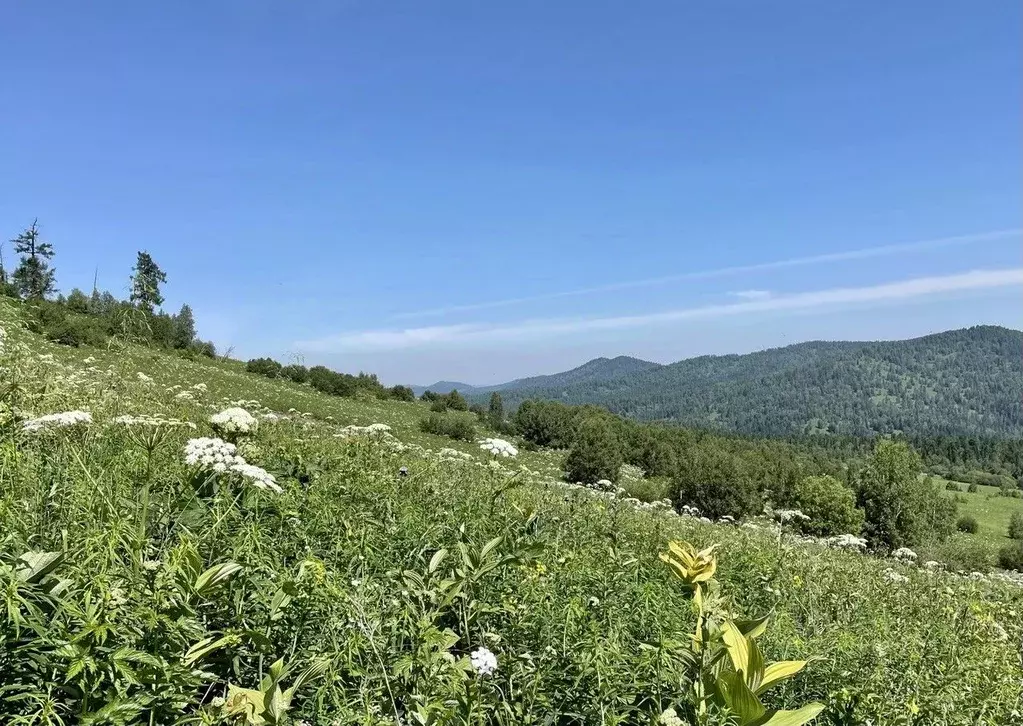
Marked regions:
[2,220,214,355]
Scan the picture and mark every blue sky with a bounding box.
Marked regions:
[1,1,1020,384]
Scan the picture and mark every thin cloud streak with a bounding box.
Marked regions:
[296,267,1023,353]
[391,228,1022,319]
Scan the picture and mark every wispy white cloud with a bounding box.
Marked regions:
[390,228,1021,319]
[730,289,773,301]
[295,267,1023,353]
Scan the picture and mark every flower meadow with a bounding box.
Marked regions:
[0,301,1021,725]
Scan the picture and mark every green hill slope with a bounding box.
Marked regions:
[495,326,1023,437]
[1,301,1021,723]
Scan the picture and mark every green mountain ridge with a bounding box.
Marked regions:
[488,326,1023,438]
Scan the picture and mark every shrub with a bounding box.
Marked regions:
[429,399,448,413]
[997,541,1023,571]
[956,515,979,534]
[793,475,865,536]
[419,413,477,442]
[674,444,763,520]
[246,357,282,378]
[282,364,309,384]
[389,385,415,402]
[967,482,978,493]
[45,314,107,347]
[857,439,957,549]
[925,535,993,573]
[955,515,979,534]
[1008,512,1023,540]
[564,417,623,485]
[191,340,217,358]
[446,389,468,411]
[623,477,672,504]
[945,481,960,492]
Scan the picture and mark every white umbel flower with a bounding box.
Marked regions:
[229,462,281,493]
[23,410,93,432]
[184,437,244,473]
[469,646,498,676]
[479,438,518,457]
[825,534,868,550]
[210,407,258,435]
[774,509,810,525]
[892,547,918,562]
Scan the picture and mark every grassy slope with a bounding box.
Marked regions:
[940,478,1023,547]
[2,301,1022,724]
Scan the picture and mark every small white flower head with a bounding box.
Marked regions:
[82,355,96,364]
[192,382,208,392]
[659,708,685,726]
[184,437,244,471]
[884,568,909,584]
[470,646,498,676]
[826,533,868,550]
[923,560,942,570]
[114,414,196,429]
[774,509,810,525]
[174,390,195,401]
[137,372,154,384]
[892,547,918,561]
[229,462,282,493]
[210,407,258,435]
[23,410,93,433]
[479,438,518,457]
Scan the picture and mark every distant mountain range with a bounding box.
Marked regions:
[416,326,1023,438]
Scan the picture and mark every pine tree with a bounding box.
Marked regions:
[11,220,56,299]
[130,251,167,312]
[171,304,196,349]
[488,392,504,426]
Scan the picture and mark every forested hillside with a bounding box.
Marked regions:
[493,326,1023,438]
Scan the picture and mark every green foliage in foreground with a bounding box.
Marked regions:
[0,304,1021,724]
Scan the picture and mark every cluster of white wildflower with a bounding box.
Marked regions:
[136,372,154,384]
[184,437,280,493]
[679,504,701,517]
[825,534,868,550]
[113,414,196,429]
[773,509,811,525]
[260,412,283,422]
[338,423,393,437]
[469,647,498,676]
[174,390,195,401]
[884,568,910,584]
[210,407,258,435]
[658,708,685,726]
[228,462,282,493]
[892,547,918,562]
[184,437,243,472]
[192,382,208,392]
[923,560,942,570]
[82,355,96,364]
[587,478,617,492]
[23,410,93,432]
[479,438,518,457]
[438,447,474,462]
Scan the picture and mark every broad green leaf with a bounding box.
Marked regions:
[293,658,331,689]
[183,635,232,665]
[429,548,448,573]
[747,638,765,692]
[480,536,504,560]
[734,615,770,640]
[756,660,809,695]
[16,551,64,584]
[193,562,242,595]
[721,621,751,677]
[716,671,766,723]
[751,703,825,726]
